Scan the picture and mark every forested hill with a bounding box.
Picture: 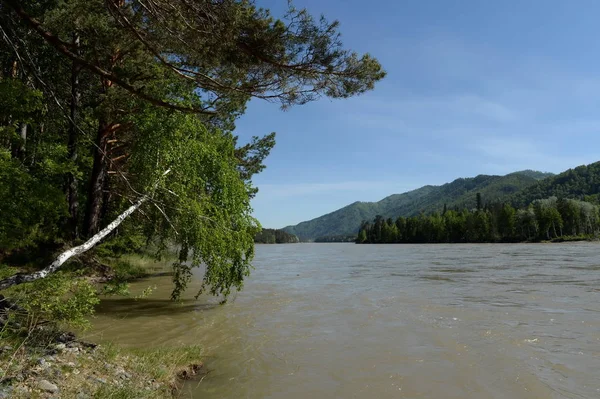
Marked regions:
[254,229,299,244]
[283,170,553,241]
[509,162,600,207]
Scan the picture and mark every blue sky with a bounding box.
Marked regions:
[235,0,600,228]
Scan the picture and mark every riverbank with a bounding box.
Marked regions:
[0,252,204,398]
[0,333,203,398]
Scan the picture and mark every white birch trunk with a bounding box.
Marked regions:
[0,169,170,291]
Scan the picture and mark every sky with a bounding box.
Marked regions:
[234,0,600,228]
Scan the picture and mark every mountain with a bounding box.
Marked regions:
[510,162,600,207]
[283,170,554,241]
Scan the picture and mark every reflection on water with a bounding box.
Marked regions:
[86,243,600,399]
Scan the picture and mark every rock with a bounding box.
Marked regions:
[37,358,51,370]
[55,343,66,350]
[76,392,90,399]
[38,379,59,393]
[118,371,132,380]
[57,332,76,343]
[66,362,76,367]
[15,373,25,382]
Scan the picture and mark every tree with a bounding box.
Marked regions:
[357,229,367,244]
[497,204,516,241]
[0,0,385,299]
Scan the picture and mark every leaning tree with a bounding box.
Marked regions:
[0,0,385,298]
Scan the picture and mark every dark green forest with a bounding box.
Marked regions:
[357,196,599,244]
[314,235,357,243]
[254,229,299,244]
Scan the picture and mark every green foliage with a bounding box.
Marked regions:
[0,265,18,279]
[6,272,100,329]
[95,233,146,259]
[0,152,67,252]
[0,78,43,146]
[511,162,600,207]
[117,107,260,299]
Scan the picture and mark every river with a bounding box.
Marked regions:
[85,243,600,398]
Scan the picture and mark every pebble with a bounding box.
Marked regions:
[38,379,59,393]
[118,371,132,380]
[55,343,66,350]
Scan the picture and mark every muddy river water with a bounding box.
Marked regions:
[86,243,600,398]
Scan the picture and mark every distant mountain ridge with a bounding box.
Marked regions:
[282,169,558,241]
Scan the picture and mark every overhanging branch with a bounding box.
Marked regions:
[2,0,215,115]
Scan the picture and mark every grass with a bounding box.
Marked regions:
[0,265,19,280]
[0,330,204,398]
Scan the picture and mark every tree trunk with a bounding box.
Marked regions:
[84,120,111,237]
[11,123,27,160]
[66,33,81,238]
[18,123,26,157]
[0,169,170,291]
[0,196,145,291]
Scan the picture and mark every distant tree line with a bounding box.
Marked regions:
[357,196,600,244]
[314,235,357,243]
[255,229,299,244]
